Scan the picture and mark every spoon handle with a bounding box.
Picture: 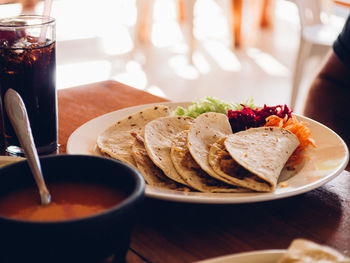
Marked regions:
[4,89,51,205]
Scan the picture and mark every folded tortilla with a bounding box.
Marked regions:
[187,112,238,186]
[131,133,188,191]
[97,105,170,167]
[209,137,273,191]
[278,239,350,263]
[171,130,249,192]
[212,127,299,192]
[144,116,194,185]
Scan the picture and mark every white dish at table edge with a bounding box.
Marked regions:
[194,249,286,263]
[66,102,349,204]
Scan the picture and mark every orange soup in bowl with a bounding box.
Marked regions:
[0,182,127,221]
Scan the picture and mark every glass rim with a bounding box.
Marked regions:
[0,15,55,29]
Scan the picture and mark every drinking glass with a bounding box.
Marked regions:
[0,15,57,155]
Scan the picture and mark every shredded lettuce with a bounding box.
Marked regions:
[173,96,256,118]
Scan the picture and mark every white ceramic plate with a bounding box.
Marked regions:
[67,102,349,204]
[194,250,286,263]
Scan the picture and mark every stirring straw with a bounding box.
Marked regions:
[38,0,53,43]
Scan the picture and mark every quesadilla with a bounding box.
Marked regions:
[187,112,238,185]
[131,132,188,191]
[144,116,194,185]
[97,105,170,167]
[171,130,249,192]
[278,239,350,263]
[209,127,299,192]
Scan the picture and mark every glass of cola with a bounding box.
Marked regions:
[0,15,57,155]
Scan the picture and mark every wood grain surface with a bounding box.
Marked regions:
[58,80,350,263]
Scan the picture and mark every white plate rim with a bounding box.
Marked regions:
[194,249,286,263]
[66,102,349,204]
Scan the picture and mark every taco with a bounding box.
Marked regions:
[209,127,299,192]
[131,132,189,191]
[97,105,170,167]
[171,130,249,192]
[278,239,350,262]
[187,112,237,186]
[144,116,194,185]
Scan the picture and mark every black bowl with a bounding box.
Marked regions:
[0,154,145,263]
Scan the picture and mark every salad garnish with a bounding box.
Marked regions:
[265,115,316,165]
[174,96,255,118]
[228,104,292,133]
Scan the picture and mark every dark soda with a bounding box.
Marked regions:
[0,36,57,155]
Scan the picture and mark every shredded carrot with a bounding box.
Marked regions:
[264,115,316,165]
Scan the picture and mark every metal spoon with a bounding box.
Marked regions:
[4,88,51,205]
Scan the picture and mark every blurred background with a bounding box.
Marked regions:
[0,0,349,112]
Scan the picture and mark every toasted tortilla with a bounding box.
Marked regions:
[97,105,170,167]
[223,127,300,191]
[209,138,272,192]
[171,130,249,192]
[277,239,350,262]
[187,112,235,185]
[131,133,188,191]
[144,116,194,185]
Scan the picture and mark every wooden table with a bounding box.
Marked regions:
[58,80,350,263]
